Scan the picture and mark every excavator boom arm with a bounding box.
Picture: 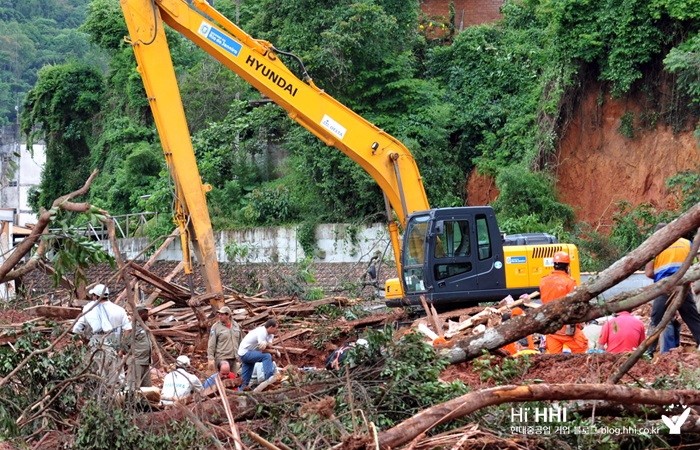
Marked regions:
[120,0,431,298]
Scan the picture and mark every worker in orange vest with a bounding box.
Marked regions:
[539,251,588,353]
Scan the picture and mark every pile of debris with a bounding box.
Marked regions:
[3,261,404,354]
[413,292,541,347]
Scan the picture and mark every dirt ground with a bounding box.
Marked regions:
[441,350,700,388]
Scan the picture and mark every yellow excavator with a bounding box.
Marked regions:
[118,0,580,310]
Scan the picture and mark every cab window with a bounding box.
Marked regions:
[403,216,429,292]
[434,220,470,258]
[433,220,472,281]
[476,215,492,260]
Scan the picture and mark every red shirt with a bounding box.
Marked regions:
[598,312,646,353]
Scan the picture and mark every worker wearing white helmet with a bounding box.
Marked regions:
[71,283,132,385]
[160,355,203,405]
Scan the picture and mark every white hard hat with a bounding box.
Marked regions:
[88,284,109,297]
[176,355,190,367]
[356,338,369,347]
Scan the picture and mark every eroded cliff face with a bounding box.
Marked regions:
[467,85,700,228]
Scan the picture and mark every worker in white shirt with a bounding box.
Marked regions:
[238,319,280,389]
[72,284,131,385]
[161,355,203,405]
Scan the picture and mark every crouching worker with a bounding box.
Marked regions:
[203,360,242,390]
[325,338,369,370]
[238,319,280,389]
[160,355,203,405]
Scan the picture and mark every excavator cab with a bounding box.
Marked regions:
[386,206,580,308]
[386,207,506,307]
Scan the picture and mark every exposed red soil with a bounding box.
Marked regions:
[441,350,700,388]
[556,85,700,228]
[0,309,34,324]
[465,82,700,230]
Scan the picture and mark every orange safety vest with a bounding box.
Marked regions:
[540,270,576,304]
[540,269,578,335]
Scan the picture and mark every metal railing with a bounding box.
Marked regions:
[55,212,160,240]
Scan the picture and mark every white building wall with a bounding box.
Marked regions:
[113,223,393,263]
[0,125,46,227]
[18,143,46,226]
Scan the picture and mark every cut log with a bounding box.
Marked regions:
[24,305,81,320]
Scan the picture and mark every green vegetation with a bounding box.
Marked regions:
[74,401,211,450]
[270,328,469,444]
[0,0,93,125]
[0,324,85,439]
[7,0,700,264]
[472,351,533,384]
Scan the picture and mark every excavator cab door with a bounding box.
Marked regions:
[402,215,430,295]
[402,208,507,307]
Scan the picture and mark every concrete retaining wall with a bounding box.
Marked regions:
[111,223,393,264]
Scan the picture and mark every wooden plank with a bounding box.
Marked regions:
[145,261,185,306]
[129,262,190,304]
[241,312,270,328]
[270,346,306,354]
[340,311,406,330]
[274,328,313,344]
[148,301,176,315]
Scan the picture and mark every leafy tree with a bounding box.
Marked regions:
[428,21,555,177]
[492,165,574,231]
[0,0,91,123]
[664,33,700,105]
[21,63,103,209]
[548,0,679,97]
[180,56,256,134]
[80,0,128,52]
[666,166,700,212]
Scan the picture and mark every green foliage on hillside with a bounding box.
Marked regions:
[21,63,103,209]
[0,0,93,125]
[13,0,700,259]
[492,165,574,236]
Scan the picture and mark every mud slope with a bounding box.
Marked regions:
[557,87,700,227]
[467,86,700,228]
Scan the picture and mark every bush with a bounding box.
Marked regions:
[493,165,574,232]
[74,400,211,450]
[0,325,86,439]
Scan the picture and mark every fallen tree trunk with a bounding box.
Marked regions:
[24,305,81,320]
[139,382,334,427]
[449,204,700,362]
[377,383,700,449]
[0,169,100,283]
